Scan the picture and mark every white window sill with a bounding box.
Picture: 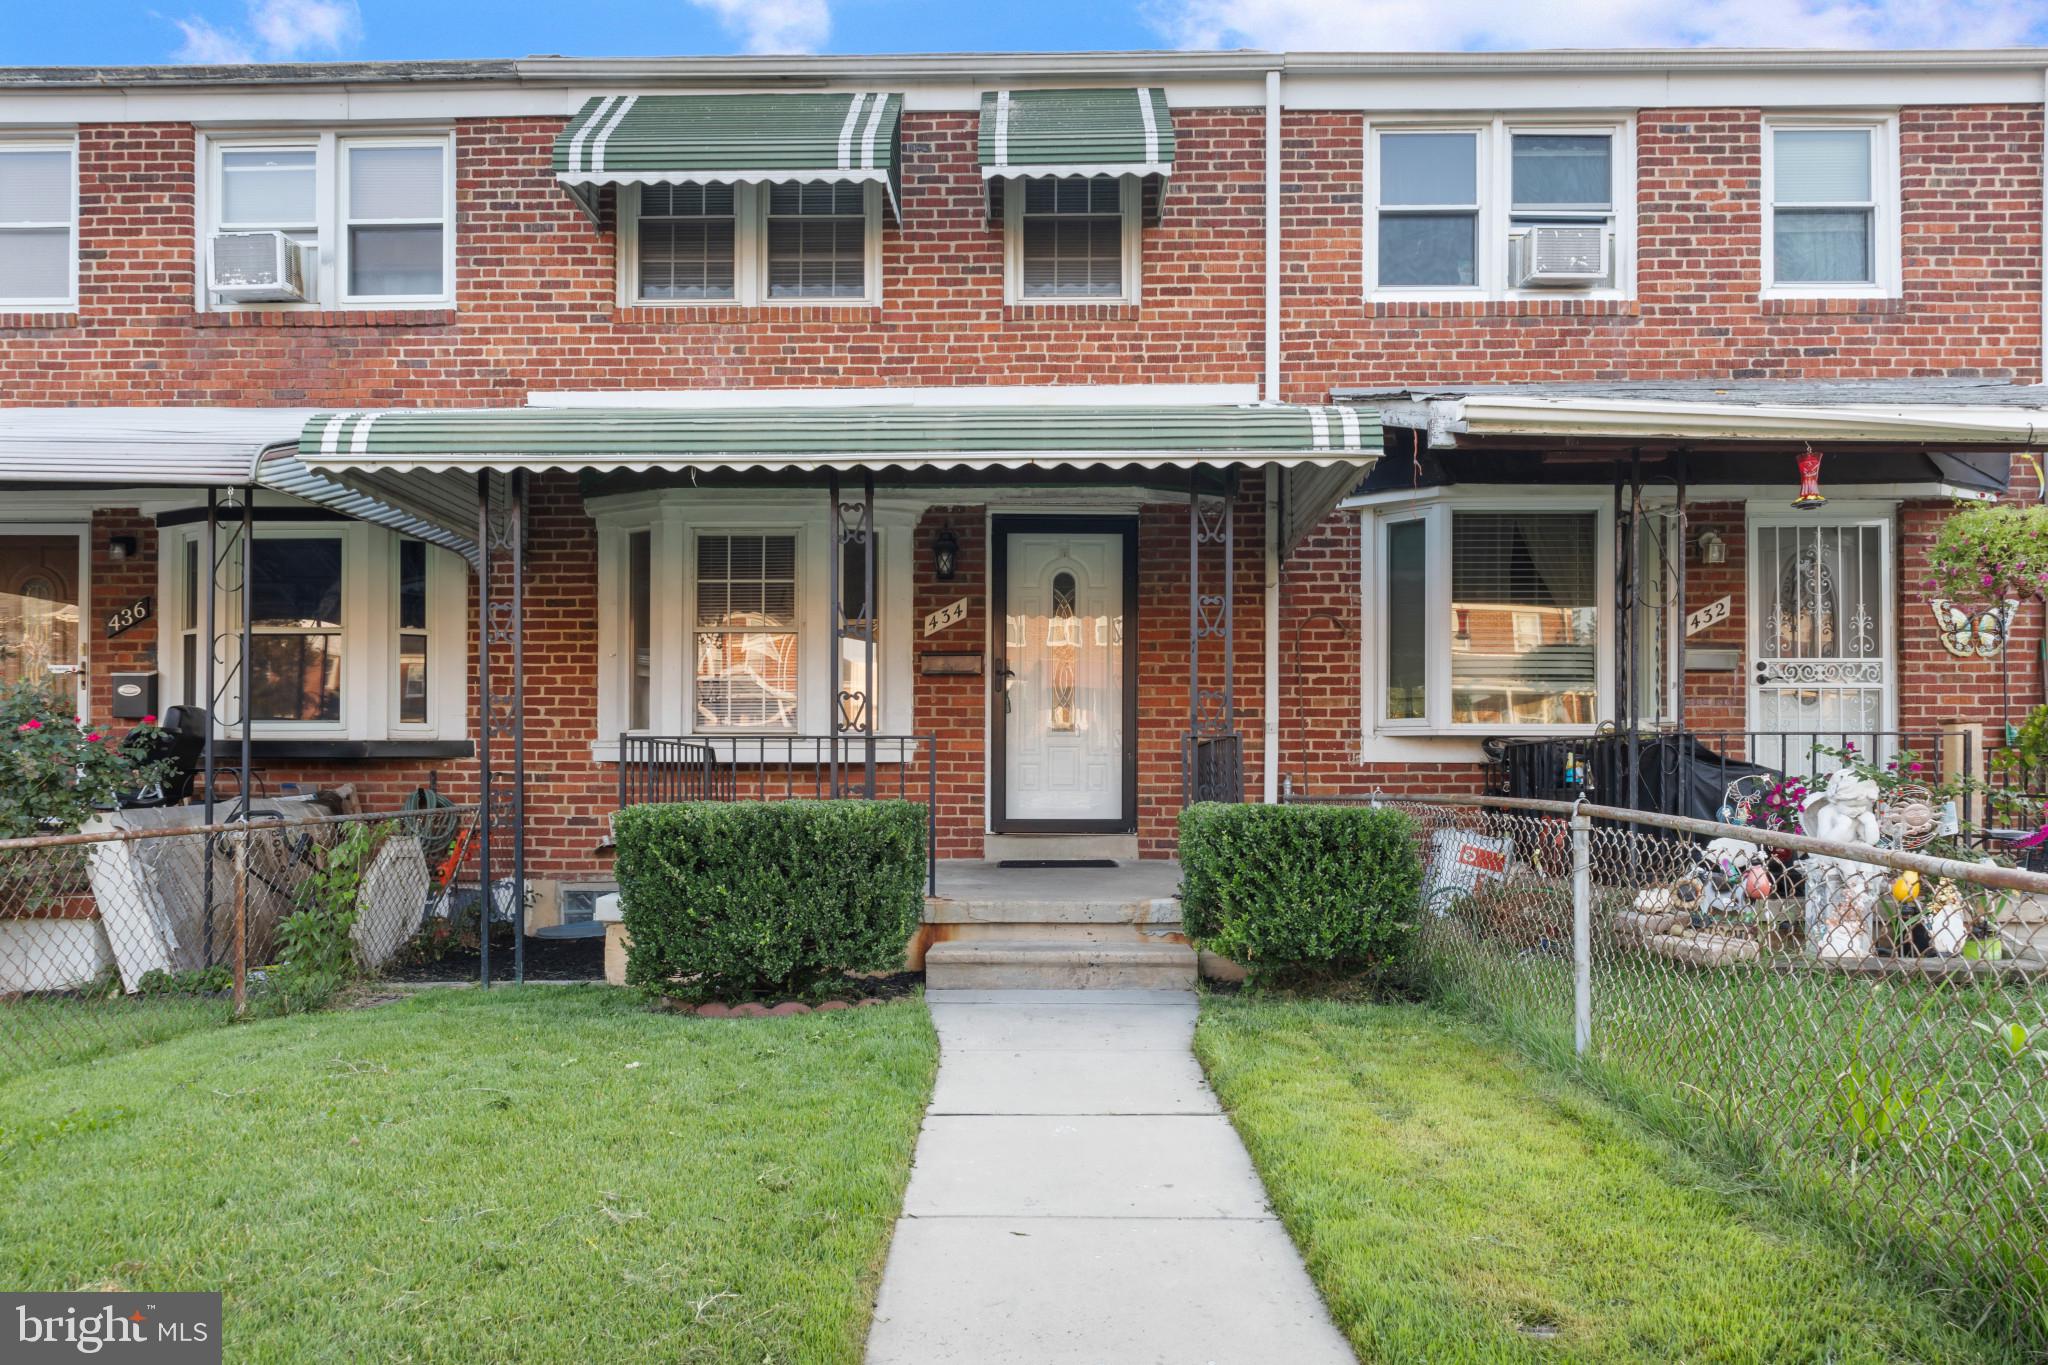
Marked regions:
[1758,285,1893,301]
[1375,725,1602,740]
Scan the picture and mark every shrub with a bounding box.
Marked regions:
[0,678,168,838]
[613,799,926,999]
[1178,802,1422,985]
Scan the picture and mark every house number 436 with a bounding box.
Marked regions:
[105,596,152,639]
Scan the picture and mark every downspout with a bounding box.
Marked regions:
[1262,65,1283,804]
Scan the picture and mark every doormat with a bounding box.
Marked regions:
[996,859,1119,869]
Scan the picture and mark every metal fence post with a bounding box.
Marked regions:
[1570,808,1592,1058]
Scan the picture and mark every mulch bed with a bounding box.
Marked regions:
[383,934,606,983]
[662,970,927,1017]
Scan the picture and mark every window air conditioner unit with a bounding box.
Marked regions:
[1510,224,1609,288]
[208,230,314,303]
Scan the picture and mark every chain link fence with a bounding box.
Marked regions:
[1376,793,2048,1350]
[0,804,475,1084]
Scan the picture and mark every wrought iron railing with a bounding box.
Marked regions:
[617,734,938,894]
[1487,729,1970,823]
[1182,732,1245,806]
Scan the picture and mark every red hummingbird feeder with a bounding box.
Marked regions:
[1793,446,1827,509]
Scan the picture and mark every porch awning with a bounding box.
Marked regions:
[1346,379,2048,450]
[296,401,1380,556]
[553,92,904,223]
[0,407,477,561]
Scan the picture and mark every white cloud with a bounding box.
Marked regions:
[1150,0,2048,50]
[168,0,361,64]
[688,0,832,54]
[172,17,256,63]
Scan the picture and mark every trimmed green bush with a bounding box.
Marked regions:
[1178,802,1422,984]
[613,799,926,998]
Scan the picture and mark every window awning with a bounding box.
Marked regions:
[553,92,904,223]
[297,402,1380,556]
[979,87,1173,222]
[980,88,1175,181]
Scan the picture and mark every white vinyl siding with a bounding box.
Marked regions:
[0,142,77,308]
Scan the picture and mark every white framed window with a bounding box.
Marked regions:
[1366,496,1614,735]
[160,517,466,741]
[1762,117,1898,297]
[198,130,455,310]
[0,140,78,309]
[1003,174,1141,304]
[591,490,914,759]
[617,181,882,307]
[1365,117,1632,301]
[341,139,452,303]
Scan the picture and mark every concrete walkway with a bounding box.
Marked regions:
[865,989,1354,1364]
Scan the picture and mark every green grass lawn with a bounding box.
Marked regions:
[1197,994,2019,1365]
[0,986,937,1364]
[0,994,235,1084]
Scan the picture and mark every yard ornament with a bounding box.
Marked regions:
[1799,768,1885,958]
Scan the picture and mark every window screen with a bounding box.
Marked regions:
[1772,128,1875,285]
[694,533,799,729]
[637,183,736,301]
[765,183,866,300]
[1019,176,1124,299]
[345,143,446,298]
[1448,512,1596,726]
[1376,132,1478,288]
[0,146,74,303]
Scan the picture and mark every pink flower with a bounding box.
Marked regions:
[18,718,41,731]
[1984,574,1997,587]
[84,732,99,743]
[140,713,156,726]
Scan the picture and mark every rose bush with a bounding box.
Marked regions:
[0,678,168,838]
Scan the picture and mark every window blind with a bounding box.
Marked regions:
[1773,130,1871,203]
[348,145,445,220]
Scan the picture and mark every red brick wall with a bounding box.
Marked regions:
[1279,105,2045,401]
[6,97,2047,850]
[913,509,987,858]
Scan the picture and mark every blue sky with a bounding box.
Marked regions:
[5,0,2047,67]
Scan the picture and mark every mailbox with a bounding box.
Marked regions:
[110,672,159,720]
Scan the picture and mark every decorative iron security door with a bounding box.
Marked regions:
[1747,514,1892,775]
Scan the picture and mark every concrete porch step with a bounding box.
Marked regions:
[924,939,1198,991]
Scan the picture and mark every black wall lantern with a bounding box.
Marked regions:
[932,526,959,581]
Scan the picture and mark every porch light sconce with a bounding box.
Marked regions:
[1697,531,1727,566]
[108,535,138,561]
[932,526,960,582]
[1793,447,1827,510]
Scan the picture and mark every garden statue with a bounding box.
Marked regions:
[1800,768,1885,958]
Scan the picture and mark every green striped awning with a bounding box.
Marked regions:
[979,88,1175,180]
[299,404,1376,475]
[553,92,904,222]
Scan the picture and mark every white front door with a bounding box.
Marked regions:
[1747,511,1894,776]
[997,523,1129,827]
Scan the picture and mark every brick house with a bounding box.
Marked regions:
[2,47,2046,953]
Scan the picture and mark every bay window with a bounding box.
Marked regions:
[161,518,464,741]
[1372,502,1609,733]
[1765,119,1894,294]
[594,493,911,756]
[1367,118,1630,298]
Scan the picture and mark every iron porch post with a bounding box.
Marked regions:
[475,472,492,989]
